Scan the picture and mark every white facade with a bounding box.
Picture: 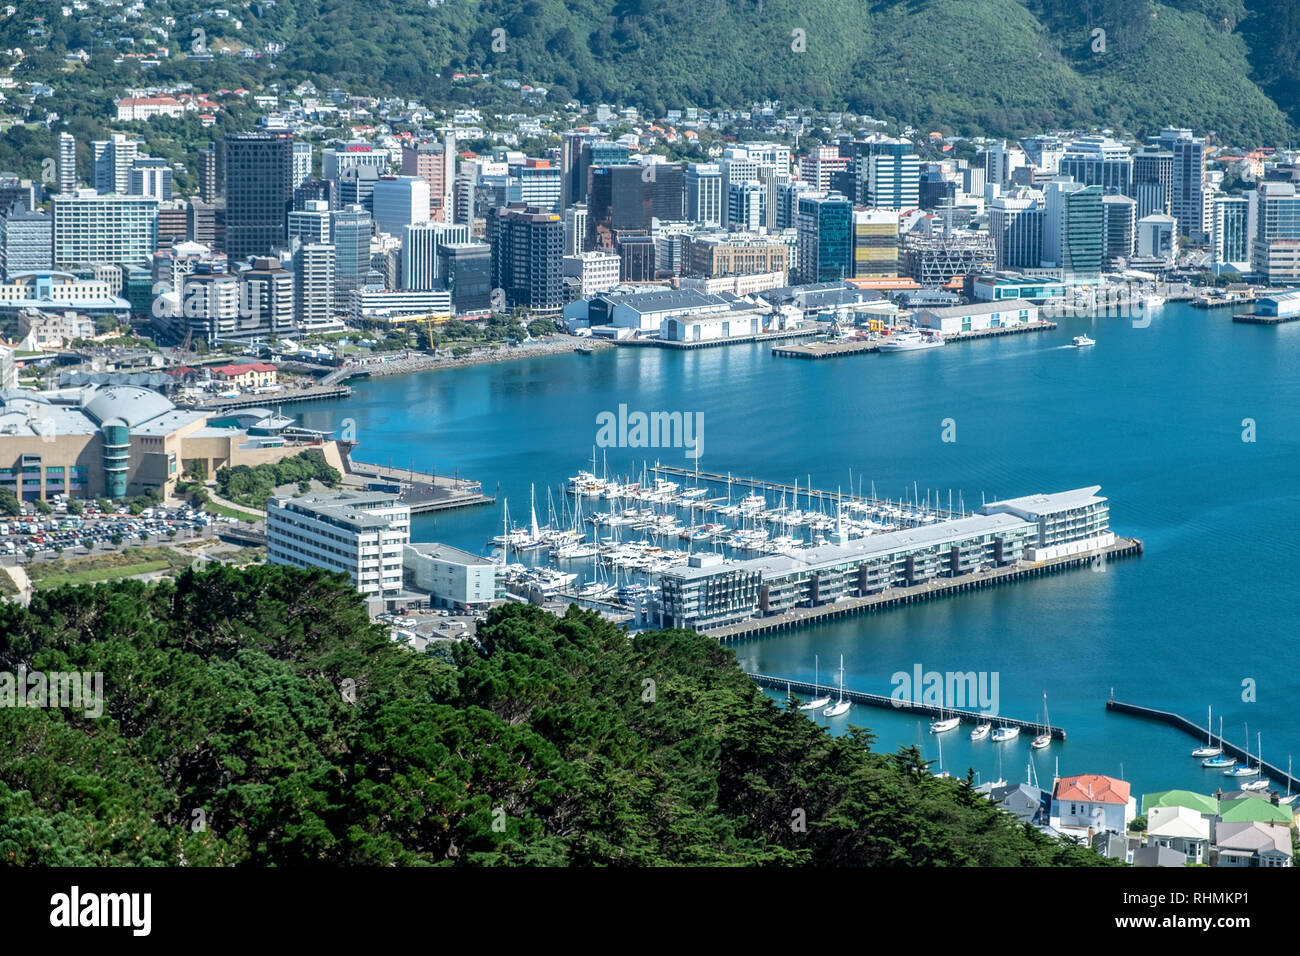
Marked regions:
[563,251,620,297]
[661,310,762,342]
[294,243,338,333]
[916,300,1038,335]
[289,201,332,245]
[1136,213,1177,265]
[403,542,497,608]
[51,191,158,268]
[401,221,470,291]
[371,176,431,237]
[346,287,451,321]
[267,491,410,597]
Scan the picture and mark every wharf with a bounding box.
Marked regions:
[1232,311,1300,325]
[1106,698,1300,794]
[746,672,1066,739]
[186,383,350,410]
[342,455,495,513]
[773,320,1056,359]
[702,536,1143,642]
[618,327,822,350]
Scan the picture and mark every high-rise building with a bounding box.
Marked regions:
[401,138,456,221]
[57,132,78,195]
[1249,181,1300,283]
[800,146,850,192]
[685,164,723,226]
[438,242,492,315]
[1136,214,1178,266]
[223,132,293,260]
[1132,147,1173,219]
[1158,128,1207,243]
[563,250,621,297]
[1101,194,1137,267]
[727,181,766,233]
[337,166,380,213]
[401,221,470,291]
[796,192,852,284]
[984,141,1027,188]
[852,208,899,278]
[507,158,562,213]
[92,134,140,195]
[127,157,173,201]
[331,205,372,297]
[777,182,820,231]
[267,491,410,598]
[617,235,656,282]
[1211,195,1250,271]
[1042,179,1103,276]
[563,204,587,256]
[0,204,53,279]
[238,256,295,338]
[52,191,158,268]
[288,200,332,245]
[488,204,564,313]
[851,138,921,209]
[562,139,630,209]
[198,144,219,203]
[293,178,337,212]
[0,174,36,214]
[371,175,430,236]
[181,262,241,344]
[322,141,389,184]
[292,142,313,189]
[1021,136,1064,177]
[1059,136,1132,194]
[294,243,337,332]
[187,198,225,253]
[586,166,653,250]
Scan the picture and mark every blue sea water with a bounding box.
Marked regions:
[294,304,1300,800]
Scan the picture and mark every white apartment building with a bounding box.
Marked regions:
[267,490,410,597]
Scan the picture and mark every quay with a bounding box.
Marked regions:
[617,327,822,350]
[340,452,495,514]
[746,671,1066,739]
[1105,698,1300,794]
[702,536,1142,642]
[1232,311,1300,325]
[184,383,351,410]
[772,320,1057,359]
[650,463,965,518]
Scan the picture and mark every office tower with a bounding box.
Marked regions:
[984,141,1026,189]
[239,256,295,337]
[223,132,293,259]
[507,158,562,212]
[488,203,563,312]
[187,198,225,252]
[1101,193,1137,266]
[800,146,850,192]
[401,221,470,291]
[796,192,852,284]
[331,204,372,297]
[0,204,53,279]
[1157,128,1207,243]
[851,138,921,208]
[127,157,173,201]
[1043,179,1103,275]
[0,173,36,214]
[198,144,219,203]
[563,250,621,296]
[586,165,651,250]
[1059,136,1132,194]
[322,141,389,184]
[181,262,240,343]
[1132,146,1173,218]
[685,164,723,226]
[402,138,456,221]
[646,163,685,222]
[852,208,899,278]
[337,166,379,213]
[961,163,986,199]
[288,199,332,245]
[617,235,656,282]
[777,181,820,231]
[1249,182,1300,282]
[1136,214,1178,265]
[371,175,430,236]
[294,178,337,212]
[728,181,766,232]
[919,166,958,210]
[1021,136,1064,177]
[562,137,630,209]
[292,141,312,189]
[57,132,77,194]
[92,133,140,195]
[157,201,188,249]
[295,243,336,332]
[563,204,588,256]
[437,242,492,314]
[51,191,158,267]
[1212,195,1250,270]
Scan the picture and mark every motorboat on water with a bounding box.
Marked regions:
[1071,335,1095,348]
[877,329,944,352]
[992,725,1020,743]
[970,722,992,741]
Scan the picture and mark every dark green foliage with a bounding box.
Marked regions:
[0,571,1115,866]
[214,449,341,509]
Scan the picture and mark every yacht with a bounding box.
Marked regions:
[800,655,832,711]
[878,329,944,352]
[930,710,960,734]
[992,725,1020,743]
[1031,692,1052,750]
[1071,334,1095,348]
[970,722,992,741]
[823,655,851,718]
[1192,708,1223,758]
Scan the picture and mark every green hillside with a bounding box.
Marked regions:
[0,567,1111,865]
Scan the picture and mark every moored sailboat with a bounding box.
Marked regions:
[1031,691,1052,750]
[799,654,831,711]
[1191,706,1222,758]
[824,655,851,717]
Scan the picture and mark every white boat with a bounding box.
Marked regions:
[1191,706,1222,758]
[970,722,991,741]
[933,731,951,779]
[992,725,1020,743]
[1031,691,1051,750]
[930,710,960,734]
[1071,334,1095,348]
[823,654,851,717]
[799,654,832,710]
[1280,757,1297,806]
[877,329,944,352]
[1240,778,1269,792]
[1225,724,1260,777]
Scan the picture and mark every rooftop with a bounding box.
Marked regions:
[981,486,1105,518]
[1054,773,1131,805]
[406,542,496,566]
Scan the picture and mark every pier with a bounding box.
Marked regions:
[617,327,822,350]
[746,671,1066,739]
[186,383,351,410]
[341,454,495,513]
[1231,311,1300,325]
[772,320,1057,359]
[1105,698,1300,794]
[702,536,1143,642]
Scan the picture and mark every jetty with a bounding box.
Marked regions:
[747,671,1066,739]
[702,536,1143,642]
[340,452,495,514]
[772,320,1057,359]
[1106,698,1300,794]
[185,383,350,410]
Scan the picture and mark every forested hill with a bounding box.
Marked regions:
[7,0,1300,145]
[0,566,1112,865]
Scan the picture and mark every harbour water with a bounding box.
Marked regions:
[295,303,1300,799]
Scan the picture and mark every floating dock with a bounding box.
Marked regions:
[772,321,1057,359]
[1106,698,1300,794]
[703,536,1142,642]
[747,671,1066,739]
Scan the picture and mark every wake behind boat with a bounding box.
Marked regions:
[1071,334,1095,348]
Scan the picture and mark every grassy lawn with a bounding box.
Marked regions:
[0,571,17,596]
[27,547,196,590]
[203,501,262,522]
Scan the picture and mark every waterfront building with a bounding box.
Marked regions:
[616,234,656,282]
[1136,213,1178,267]
[661,310,764,343]
[915,299,1038,335]
[294,242,338,333]
[989,190,1044,270]
[563,250,621,297]
[685,232,790,279]
[568,287,732,334]
[403,542,498,609]
[223,132,293,260]
[978,486,1114,560]
[1042,179,1103,276]
[901,232,995,286]
[971,273,1071,302]
[345,286,452,322]
[267,490,410,598]
[437,242,492,315]
[1102,194,1137,267]
[1211,196,1250,272]
[1249,182,1300,284]
[237,255,295,339]
[1050,774,1137,838]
